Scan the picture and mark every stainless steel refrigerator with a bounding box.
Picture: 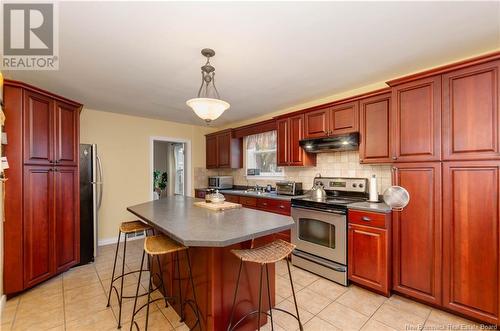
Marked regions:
[79,144,103,264]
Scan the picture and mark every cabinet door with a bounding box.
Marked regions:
[23,166,55,288]
[330,101,359,135]
[217,132,231,168]
[359,93,392,163]
[55,101,79,166]
[276,118,289,166]
[304,108,329,138]
[348,224,389,296]
[443,61,500,161]
[443,161,500,324]
[54,167,80,272]
[392,163,442,305]
[23,90,55,165]
[206,135,218,169]
[392,76,441,162]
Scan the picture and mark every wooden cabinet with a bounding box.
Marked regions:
[205,130,242,169]
[194,189,206,199]
[348,210,391,296]
[392,163,442,305]
[304,102,359,139]
[442,161,500,324]
[392,76,441,162]
[256,198,291,216]
[224,194,240,204]
[304,108,329,138]
[277,114,316,167]
[442,60,500,161]
[4,80,82,295]
[359,93,392,163]
[23,90,54,165]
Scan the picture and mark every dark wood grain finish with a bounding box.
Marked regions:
[55,100,79,166]
[256,198,291,216]
[348,223,390,296]
[239,196,257,208]
[330,101,359,135]
[392,163,442,305]
[392,76,441,162]
[349,210,387,229]
[23,166,54,288]
[277,114,316,167]
[217,131,231,168]
[205,130,242,169]
[233,119,276,139]
[206,135,218,169]
[442,161,500,324]
[3,85,25,294]
[359,93,392,163]
[54,167,80,272]
[304,108,329,138]
[276,118,289,166]
[224,194,240,204]
[442,60,500,161]
[23,90,54,165]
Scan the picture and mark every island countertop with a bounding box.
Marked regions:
[126,196,294,247]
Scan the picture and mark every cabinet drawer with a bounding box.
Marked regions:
[224,194,239,204]
[348,210,388,229]
[239,196,257,207]
[257,198,291,215]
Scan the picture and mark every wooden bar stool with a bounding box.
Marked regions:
[130,234,201,331]
[226,239,303,331]
[106,220,161,329]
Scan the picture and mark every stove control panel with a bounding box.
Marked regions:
[313,177,368,193]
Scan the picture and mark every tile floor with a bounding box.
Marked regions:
[1,238,483,331]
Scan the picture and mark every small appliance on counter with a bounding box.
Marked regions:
[276,181,303,196]
[208,175,233,189]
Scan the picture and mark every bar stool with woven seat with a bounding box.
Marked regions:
[106,220,165,329]
[130,234,201,331]
[226,239,303,331]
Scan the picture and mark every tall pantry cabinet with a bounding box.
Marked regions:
[3,80,82,294]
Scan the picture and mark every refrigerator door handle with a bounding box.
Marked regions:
[96,155,103,210]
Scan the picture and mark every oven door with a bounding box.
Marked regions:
[291,206,346,265]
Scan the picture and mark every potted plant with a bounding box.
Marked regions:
[153,170,168,198]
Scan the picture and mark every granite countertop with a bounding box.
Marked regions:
[347,201,392,214]
[127,196,294,247]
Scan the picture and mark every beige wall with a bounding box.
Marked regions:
[80,109,216,241]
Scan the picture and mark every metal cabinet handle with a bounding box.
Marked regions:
[361,216,371,222]
[279,205,285,209]
[392,156,397,160]
[262,202,268,206]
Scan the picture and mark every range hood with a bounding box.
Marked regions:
[299,132,359,153]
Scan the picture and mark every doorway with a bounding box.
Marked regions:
[150,137,191,200]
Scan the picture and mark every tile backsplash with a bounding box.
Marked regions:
[194,151,393,194]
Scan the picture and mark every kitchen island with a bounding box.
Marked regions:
[127,196,294,331]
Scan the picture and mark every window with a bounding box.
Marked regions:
[245,131,284,178]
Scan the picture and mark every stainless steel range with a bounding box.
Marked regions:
[291,177,368,286]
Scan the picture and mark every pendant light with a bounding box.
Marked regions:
[186,48,230,124]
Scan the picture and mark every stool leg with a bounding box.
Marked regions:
[286,259,303,331]
[117,232,128,328]
[106,230,121,308]
[156,255,169,308]
[186,249,201,330]
[226,259,243,331]
[176,251,184,322]
[257,264,264,331]
[145,255,153,331]
[130,250,146,331]
[265,264,274,331]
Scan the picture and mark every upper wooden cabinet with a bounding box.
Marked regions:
[359,93,392,163]
[205,130,242,169]
[392,163,442,306]
[392,76,441,162]
[304,101,359,139]
[442,161,500,325]
[277,114,316,167]
[24,90,79,166]
[442,60,500,161]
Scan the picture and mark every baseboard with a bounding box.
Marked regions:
[0,294,6,314]
[98,233,145,247]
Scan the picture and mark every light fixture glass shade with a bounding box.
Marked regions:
[186,97,230,122]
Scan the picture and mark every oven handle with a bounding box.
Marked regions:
[291,205,346,215]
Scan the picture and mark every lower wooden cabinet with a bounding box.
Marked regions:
[348,210,391,296]
[442,161,500,324]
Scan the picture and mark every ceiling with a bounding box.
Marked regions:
[5,1,500,126]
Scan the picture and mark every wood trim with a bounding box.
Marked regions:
[387,50,500,86]
[4,79,83,108]
[232,119,276,138]
[205,128,233,137]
